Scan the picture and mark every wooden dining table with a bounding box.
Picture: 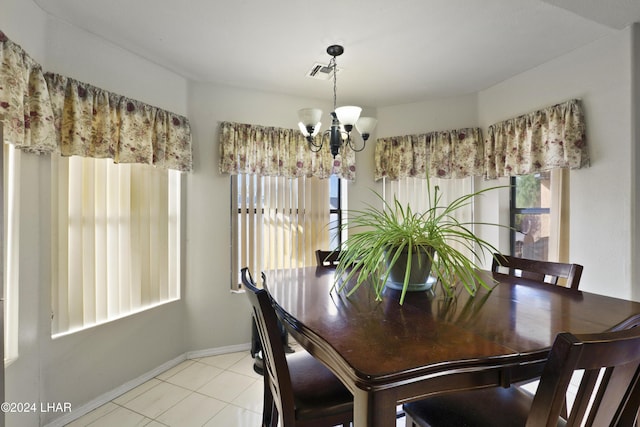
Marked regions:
[265,266,640,427]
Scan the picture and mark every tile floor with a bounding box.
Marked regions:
[64,348,407,426]
[65,350,264,427]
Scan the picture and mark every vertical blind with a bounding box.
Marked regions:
[51,156,181,335]
[231,175,330,289]
[383,176,475,259]
[3,130,20,363]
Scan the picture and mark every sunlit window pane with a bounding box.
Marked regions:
[514,171,551,209]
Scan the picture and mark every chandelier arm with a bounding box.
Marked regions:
[307,136,323,149]
[307,141,324,152]
[346,137,367,152]
[306,130,332,152]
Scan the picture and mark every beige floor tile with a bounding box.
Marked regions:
[83,405,151,427]
[202,404,261,427]
[197,370,256,403]
[64,402,120,426]
[231,378,263,413]
[226,353,262,379]
[121,381,191,419]
[155,392,226,427]
[197,351,246,370]
[162,361,223,390]
[113,378,163,405]
[155,359,195,381]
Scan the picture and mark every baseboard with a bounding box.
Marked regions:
[186,342,251,359]
[43,343,251,427]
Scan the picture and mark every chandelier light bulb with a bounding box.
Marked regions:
[335,106,362,131]
[355,117,378,141]
[297,108,323,137]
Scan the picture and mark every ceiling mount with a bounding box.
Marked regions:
[326,44,344,58]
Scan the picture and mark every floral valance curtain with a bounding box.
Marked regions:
[44,73,192,171]
[484,99,588,179]
[0,31,57,154]
[218,121,356,180]
[0,30,192,172]
[374,127,483,181]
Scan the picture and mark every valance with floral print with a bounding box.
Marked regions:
[0,29,192,172]
[218,121,356,180]
[484,99,588,179]
[0,30,57,154]
[44,73,192,171]
[374,127,483,181]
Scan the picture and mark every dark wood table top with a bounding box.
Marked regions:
[266,266,640,427]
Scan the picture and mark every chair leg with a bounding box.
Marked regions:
[262,378,275,427]
[269,404,278,427]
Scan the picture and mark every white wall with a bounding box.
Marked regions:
[478,27,634,299]
[632,24,640,303]
[377,93,479,137]
[1,2,190,425]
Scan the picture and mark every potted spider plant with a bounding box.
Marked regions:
[334,182,503,305]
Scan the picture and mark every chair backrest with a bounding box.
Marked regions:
[241,267,297,425]
[491,253,583,289]
[315,249,340,267]
[526,313,640,427]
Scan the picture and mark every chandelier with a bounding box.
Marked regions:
[297,45,377,158]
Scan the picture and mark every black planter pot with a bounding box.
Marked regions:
[384,246,436,292]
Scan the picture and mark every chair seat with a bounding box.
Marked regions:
[403,386,566,427]
[288,350,353,422]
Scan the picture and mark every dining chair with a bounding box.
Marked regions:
[315,249,341,267]
[492,252,584,289]
[492,253,584,401]
[241,267,353,427]
[403,313,640,427]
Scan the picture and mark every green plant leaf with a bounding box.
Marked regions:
[333,178,508,304]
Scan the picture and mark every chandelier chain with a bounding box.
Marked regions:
[330,56,338,112]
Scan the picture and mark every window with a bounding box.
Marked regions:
[383,176,475,259]
[328,175,342,250]
[51,156,181,337]
[231,174,341,289]
[511,171,551,260]
[511,169,569,262]
[3,125,20,364]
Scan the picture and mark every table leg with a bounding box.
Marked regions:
[353,389,397,427]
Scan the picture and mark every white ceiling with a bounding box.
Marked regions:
[32,0,640,107]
